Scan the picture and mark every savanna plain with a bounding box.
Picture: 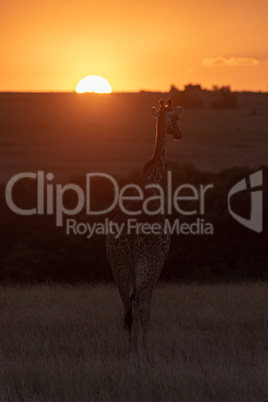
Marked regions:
[0,91,267,182]
[1,283,268,402]
[0,91,267,401]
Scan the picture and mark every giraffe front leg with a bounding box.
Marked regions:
[141,310,150,353]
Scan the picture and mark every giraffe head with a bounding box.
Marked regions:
[151,98,183,140]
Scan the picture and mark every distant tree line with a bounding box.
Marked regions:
[0,164,267,283]
[168,84,239,108]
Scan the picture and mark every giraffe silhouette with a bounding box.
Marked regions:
[106,98,183,353]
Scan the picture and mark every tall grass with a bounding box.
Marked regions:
[0,283,268,401]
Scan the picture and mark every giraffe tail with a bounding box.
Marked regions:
[124,292,135,331]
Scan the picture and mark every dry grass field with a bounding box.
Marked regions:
[1,282,268,402]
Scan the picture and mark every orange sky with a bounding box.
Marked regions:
[1,0,267,92]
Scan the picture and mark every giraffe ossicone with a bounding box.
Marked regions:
[106,98,183,354]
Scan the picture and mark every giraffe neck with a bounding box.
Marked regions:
[148,116,166,184]
[140,117,166,185]
[154,116,166,158]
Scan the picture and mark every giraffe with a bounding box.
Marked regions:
[106,98,183,353]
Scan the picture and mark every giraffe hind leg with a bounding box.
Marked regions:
[140,292,153,353]
[110,259,134,334]
[124,292,135,331]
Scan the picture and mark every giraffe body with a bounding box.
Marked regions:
[106,99,183,353]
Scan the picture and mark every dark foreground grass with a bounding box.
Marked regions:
[0,282,268,401]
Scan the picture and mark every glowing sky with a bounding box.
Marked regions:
[1,0,267,92]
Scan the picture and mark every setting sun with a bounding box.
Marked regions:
[76,76,112,94]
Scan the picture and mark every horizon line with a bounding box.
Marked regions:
[0,89,267,94]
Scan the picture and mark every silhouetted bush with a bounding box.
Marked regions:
[168,84,204,108]
[211,86,238,109]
